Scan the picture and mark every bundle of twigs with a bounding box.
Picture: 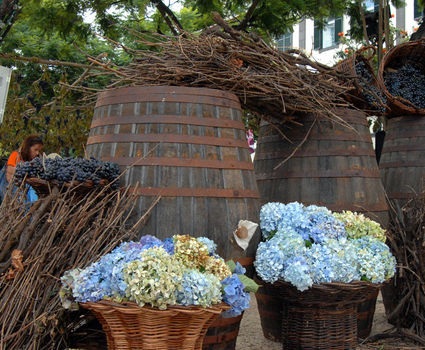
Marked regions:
[370,191,425,346]
[0,183,158,349]
[71,13,362,126]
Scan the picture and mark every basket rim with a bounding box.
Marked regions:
[80,299,230,315]
[274,279,382,292]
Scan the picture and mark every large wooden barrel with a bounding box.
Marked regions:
[379,116,425,209]
[86,86,260,259]
[379,115,425,326]
[254,108,389,227]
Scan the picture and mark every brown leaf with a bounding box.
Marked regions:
[230,54,243,68]
[11,249,24,272]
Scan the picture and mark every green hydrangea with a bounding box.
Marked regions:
[124,247,184,310]
[333,211,386,242]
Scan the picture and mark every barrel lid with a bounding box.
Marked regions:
[95,86,241,108]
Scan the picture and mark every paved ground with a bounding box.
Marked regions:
[236,292,422,349]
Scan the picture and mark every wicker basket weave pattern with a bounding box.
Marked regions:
[81,300,229,350]
[276,281,380,350]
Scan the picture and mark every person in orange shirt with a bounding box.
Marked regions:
[6,135,44,183]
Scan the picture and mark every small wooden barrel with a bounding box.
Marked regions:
[87,86,260,259]
[254,278,283,342]
[379,116,425,209]
[254,108,389,227]
[202,314,243,350]
[356,288,379,339]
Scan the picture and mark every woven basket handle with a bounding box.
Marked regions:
[356,45,376,61]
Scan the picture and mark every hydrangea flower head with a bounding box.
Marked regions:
[221,274,250,318]
[333,211,386,242]
[175,270,221,307]
[173,234,210,269]
[124,247,184,309]
[204,256,232,281]
[259,202,287,239]
[353,236,396,283]
[282,256,312,291]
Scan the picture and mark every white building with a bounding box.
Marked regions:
[276,0,422,66]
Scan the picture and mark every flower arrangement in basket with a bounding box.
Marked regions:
[60,234,258,350]
[254,202,397,350]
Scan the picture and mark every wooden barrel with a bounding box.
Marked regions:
[86,86,260,259]
[254,278,283,342]
[202,314,243,350]
[254,108,389,227]
[254,108,388,340]
[356,288,379,339]
[379,116,425,209]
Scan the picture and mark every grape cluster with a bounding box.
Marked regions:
[15,157,44,180]
[384,63,425,109]
[15,157,121,189]
[355,61,387,114]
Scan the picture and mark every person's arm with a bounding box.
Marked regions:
[6,152,18,183]
[6,165,15,183]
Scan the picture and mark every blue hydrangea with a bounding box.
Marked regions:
[259,202,346,243]
[259,202,287,239]
[197,237,217,255]
[139,235,162,247]
[353,236,397,283]
[162,237,175,255]
[303,211,346,243]
[70,241,147,302]
[221,274,251,318]
[234,262,246,275]
[256,201,397,292]
[175,270,221,307]
[305,243,336,283]
[254,230,307,283]
[282,256,312,291]
[321,238,360,283]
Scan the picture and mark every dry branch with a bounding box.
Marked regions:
[381,191,425,343]
[69,14,361,127]
[0,183,155,349]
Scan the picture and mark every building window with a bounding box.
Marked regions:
[314,18,342,50]
[414,0,423,19]
[364,0,379,12]
[277,31,293,51]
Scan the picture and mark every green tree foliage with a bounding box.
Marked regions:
[0,0,367,155]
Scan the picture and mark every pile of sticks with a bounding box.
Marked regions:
[74,13,361,126]
[376,192,425,345]
[0,183,156,349]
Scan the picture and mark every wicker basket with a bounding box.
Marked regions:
[334,46,384,113]
[26,177,110,197]
[377,39,425,116]
[80,300,229,350]
[276,281,380,350]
